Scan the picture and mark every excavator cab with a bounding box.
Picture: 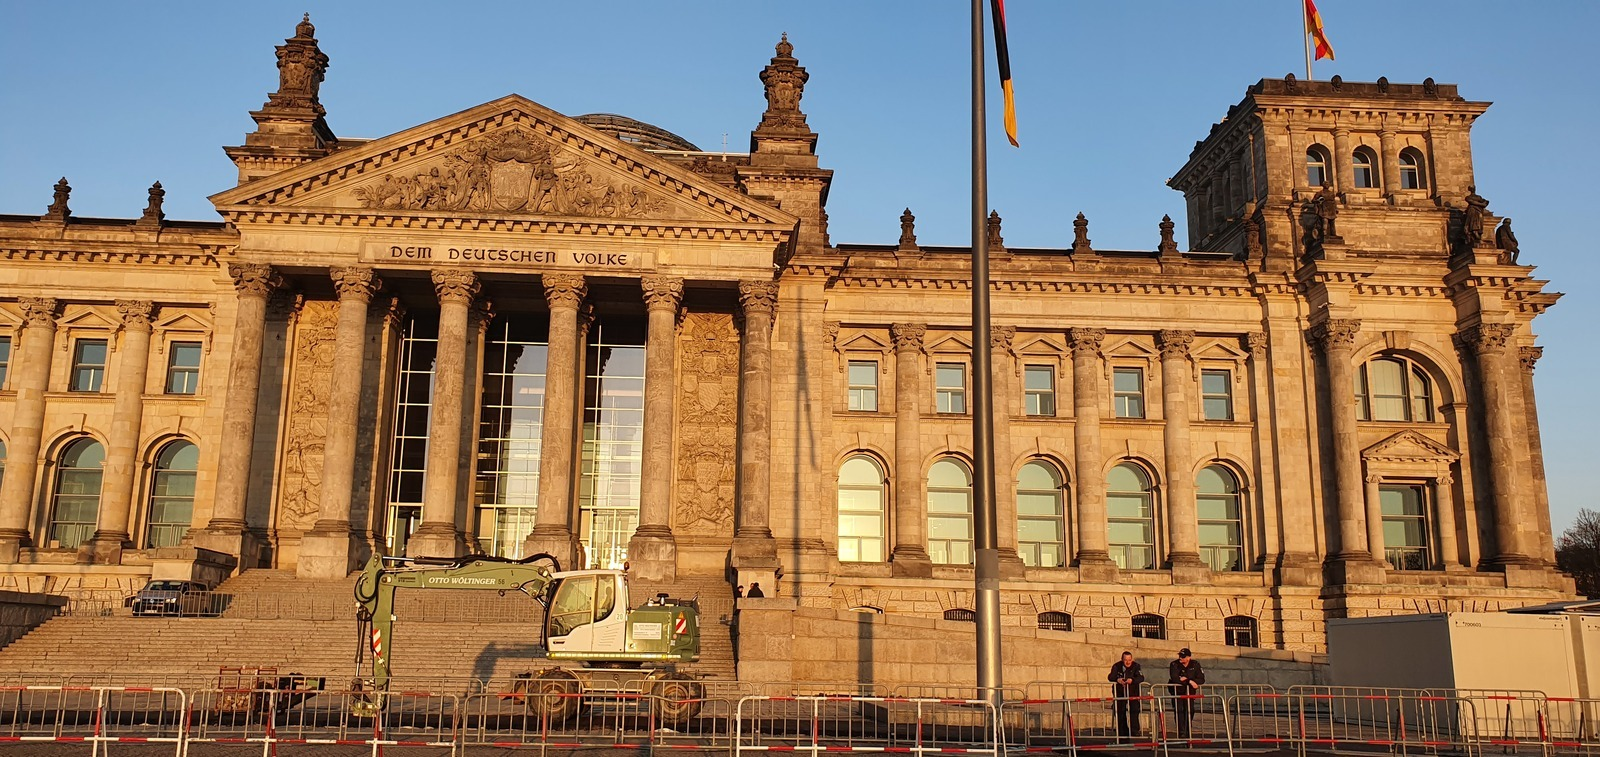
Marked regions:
[544,571,627,655]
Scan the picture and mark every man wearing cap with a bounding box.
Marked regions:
[1167,648,1205,739]
[1107,651,1144,742]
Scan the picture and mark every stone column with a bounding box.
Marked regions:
[990,326,1025,576]
[629,275,684,581]
[524,274,587,568]
[299,266,381,577]
[731,280,781,586]
[1379,130,1400,197]
[1068,327,1117,581]
[888,323,931,577]
[1363,472,1388,567]
[0,298,60,562]
[1518,347,1556,564]
[408,269,478,558]
[1333,128,1354,192]
[1433,473,1462,569]
[1157,329,1206,581]
[1459,324,1535,566]
[1309,318,1382,582]
[195,264,281,565]
[86,300,155,564]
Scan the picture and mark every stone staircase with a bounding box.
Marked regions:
[0,566,739,689]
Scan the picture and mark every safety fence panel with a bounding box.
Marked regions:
[1542,697,1600,755]
[735,695,1000,757]
[0,685,187,754]
[1000,695,1161,754]
[1291,691,1480,757]
[1149,692,1231,750]
[1436,689,1549,754]
[187,687,459,754]
[1224,691,1299,751]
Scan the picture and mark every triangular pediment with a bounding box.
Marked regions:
[1362,430,1459,463]
[154,312,212,333]
[211,95,796,230]
[840,333,890,353]
[928,333,972,353]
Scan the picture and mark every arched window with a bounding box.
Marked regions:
[146,441,199,548]
[51,438,105,549]
[1399,148,1426,190]
[928,459,974,565]
[1197,466,1244,572]
[1107,464,1155,570]
[837,456,887,563]
[1352,147,1380,188]
[1017,461,1067,568]
[1038,611,1074,632]
[1224,615,1259,647]
[1355,356,1435,422]
[1131,613,1166,640]
[944,608,976,622]
[1306,146,1330,187]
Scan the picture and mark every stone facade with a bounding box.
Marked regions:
[0,22,1570,657]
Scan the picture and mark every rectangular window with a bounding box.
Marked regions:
[1112,367,1144,419]
[1023,364,1056,417]
[935,362,967,414]
[1380,483,1432,570]
[1201,369,1233,421]
[847,360,878,412]
[70,339,108,392]
[0,335,10,388]
[165,341,203,395]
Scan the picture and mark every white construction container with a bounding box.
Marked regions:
[1327,612,1578,695]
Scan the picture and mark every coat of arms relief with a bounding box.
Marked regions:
[352,127,672,219]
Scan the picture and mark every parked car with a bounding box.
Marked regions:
[129,579,223,617]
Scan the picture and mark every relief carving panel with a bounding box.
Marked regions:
[276,299,339,533]
[674,311,739,536]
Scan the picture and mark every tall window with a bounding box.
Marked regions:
[1038,611,1074,632]
[1024,365,1056,416]
[1017,461,1066,568]
[1355,356,1434,422]
[1306,146,1330,187]
[1113,367,1145,419]
[51,438,105,549]
[928,458,974,565]
[146,440,198,548]
[1131,613,1166,640]
[1201,369,1233,421]
[837,456,887,562]
[384,315,438,557]
[474,316,548,559]
[1107,463,1155,570]
[1225,616,1259,648]
[578,319,646,569]
[70,338,108,392]
[935,363,967,414]
[0,439,7,494]
[165,341,202,394]
[1197,466,1244,572]
[1352,147,1379,189]
[0,335,11,388]
[1399,148,1426,190]
[1381,483,1431,570]
[847,360,878,411]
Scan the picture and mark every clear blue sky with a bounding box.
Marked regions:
[3,1,1596,535]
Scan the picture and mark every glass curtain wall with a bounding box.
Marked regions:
[383,315,437,556]
[578,319,646,569]
[475,316,550,558]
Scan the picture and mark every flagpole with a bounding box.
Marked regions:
[1303,0,1313,80]
[970,0,1003,712]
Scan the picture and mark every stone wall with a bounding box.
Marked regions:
[0,591,67,649]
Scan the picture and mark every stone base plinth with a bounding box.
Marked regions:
[407,527,466,560]
[190,528,265,572]
[732,535,781,591]
[888,546,931,578]
[297,530,366,579]
[523,530,583,572]
[626,532,677,582]
[1076,552,1120,583]
[998,552,1027,580]
[83,532,132,566]
[1324,557,1386,586]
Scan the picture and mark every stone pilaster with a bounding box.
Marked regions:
[86,300,155,565]
[990,326,1025,577]
[1518,347,1556,564]
[194,264,281,566]
[299,266,381,577]
[0,297,60,562]
[408,269,478,559]
[1433,473,1463,570]
[1157,329,1206,582]
[731,281,781,586]
[887,323,931,577]
[629,275,683,581]
[1332,128,1354,192]
[1458,323,1536,568]
[1068,327,1117,581]
[1379,129,1400,198]
[1363,472,1389,568]
[1309,318,1383,584]
[524,274,587,569]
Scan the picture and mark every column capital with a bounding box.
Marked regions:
[1308,318,1361,353]
[541,273,587,310]
[1067,327,1106,357]
[1243,331,1268,357]
[431,269,481,304]
[1456,323,1516,356]
[991,325,1016,352]
[18,297,60,328]
[330,266,382,302]
[115,300,155,333]
[889,323,926,352]
[471,299,496,335]
[1436,471,1456,486]
[1519,345,1544,374]
[1365,471,1384,484]
[737,280,779,320]
[640,275,685,312]
[1156,329,1195,360]
[228,263,283,299]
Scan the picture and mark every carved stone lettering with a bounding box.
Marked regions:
[674,311,739,536]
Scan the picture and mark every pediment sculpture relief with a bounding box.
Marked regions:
[352,127,672,219]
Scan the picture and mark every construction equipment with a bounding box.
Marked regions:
[352,553,703,722]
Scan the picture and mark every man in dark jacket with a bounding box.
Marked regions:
[1107,651,1144,741]
[1167,648,1205,739]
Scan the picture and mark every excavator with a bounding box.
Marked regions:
[352,553,704,722]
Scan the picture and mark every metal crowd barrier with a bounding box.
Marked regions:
[735,694,1000,757]
[0,685,187,754]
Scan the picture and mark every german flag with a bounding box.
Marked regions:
[990,0,1018,147]
[1305,0,1335,61]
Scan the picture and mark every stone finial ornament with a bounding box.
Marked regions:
[987,210,1005,251]
[266,13,330,115]
[138,181,165,225]
[757,33,809,132]
[1157,214,1179,257]
[1071,213,1093,255]
[898,208,918,250]
[43,177,71,221]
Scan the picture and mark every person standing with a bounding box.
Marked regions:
[1107,651,1144,742]
[1167,648,1205,739]
[747,582,765,598]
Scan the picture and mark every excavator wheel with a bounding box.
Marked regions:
[527,668,581,722]
[651,674,704,725]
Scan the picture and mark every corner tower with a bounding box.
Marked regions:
[737,35,834,256]
[225,14,339,185]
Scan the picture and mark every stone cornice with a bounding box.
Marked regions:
[0,245,224,266]
[218,209,790,244]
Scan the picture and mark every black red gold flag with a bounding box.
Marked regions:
[990,0,1018,147]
